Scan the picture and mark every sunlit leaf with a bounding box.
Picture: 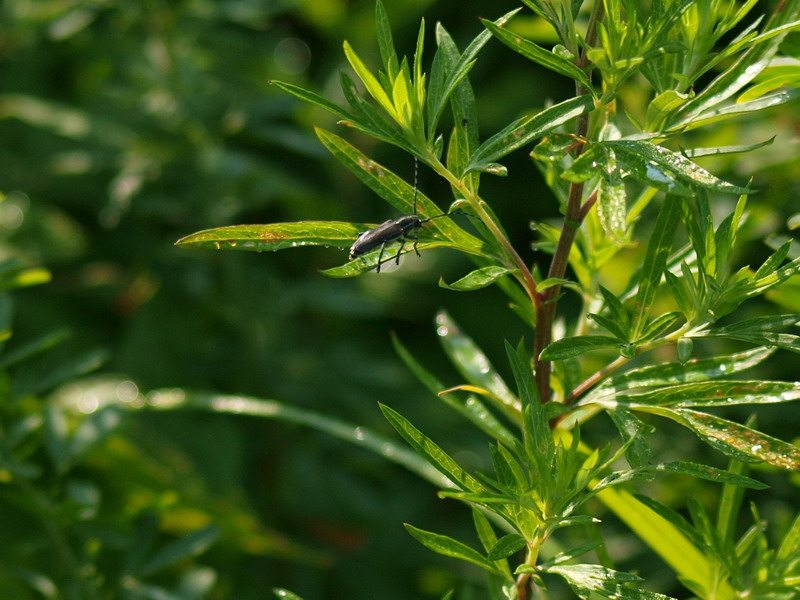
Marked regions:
[540,336,621,360]
[404,524,505,575]
[435,311,521,420]
[634,407,800,469]
[586,347,776,403]
[487,533,527,561]
[543,564,677,600]
[380,403,486,492]
[608,141,752,195]
[468,95,595,174]
[176,222,362,252]
[439,266,517,291]
[593,461,768,492]
[481,19,593,90]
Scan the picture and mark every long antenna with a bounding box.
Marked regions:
[412,156,418,216]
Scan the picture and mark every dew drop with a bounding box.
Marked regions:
[437,326,449,337]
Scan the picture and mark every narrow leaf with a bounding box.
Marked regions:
[468,95,594,173]
[380,403,486,492]
[481,19,593,90]
[631,196,681,338]
[544,564,677,600]
[589,347,775,403]
[540,336,621,360]
[635,407,800,469]
[609,140,752,195]
[176,222,363,252]
[436,311,521,419]
[614,380,800,408]
[487,533,527,561]
[404,524,504,575]
[141,526,220,576]
[440,266,517,291]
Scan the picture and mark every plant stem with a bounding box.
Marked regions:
[534,0,604,404]
[429,156,541,311]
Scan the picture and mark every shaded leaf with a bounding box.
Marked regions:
[427,9,521,136]
[140,526,220,576]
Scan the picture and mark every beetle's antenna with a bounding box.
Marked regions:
[412,157,418,216]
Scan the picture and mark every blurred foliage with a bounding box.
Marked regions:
[0,1,798,599]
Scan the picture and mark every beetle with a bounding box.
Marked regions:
[349,159,478,272]
[348,212,453,272]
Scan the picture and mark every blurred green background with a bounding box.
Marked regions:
[1,0,798,599]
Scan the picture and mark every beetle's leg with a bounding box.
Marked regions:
[376,241,388,273]
[395,238,406,265]
[410,235,420,257]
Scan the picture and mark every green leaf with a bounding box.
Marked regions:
[540,542,604,568]
[136,389,450,488]
[343,40,399,123]
[671,89,800,132]
[436,311,521,420]
[404,524,505,575]
[635,407,800,469]
[631,196,681,339]
[586,347,776,402]
[315,128,484,251]
[439,266,517,291]
[0,264,51,292]
[427,9,521,136]
[273,589,306,600]
[380,403,486,492]
[487,533,527,561]
[175,221,362,252]
[468,95,595,173]
[544,564,677,600]
[505,340,541,408]
[597,163,628,243]
[595,461,767,492]
[614,380,800,408]
[563,143,608,183]
[608,409,653,469]
[539,336,621,360]
[140,526,220,576]
[698,314,800,353]
[392,335,518,446]
[608,140,752,195]
[270,79,355,123]
[681,137,776,159]
[480,19,593,90]
[375,0,399,79]
[645,90,690,130]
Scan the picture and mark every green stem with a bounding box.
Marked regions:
[429,156,541,311]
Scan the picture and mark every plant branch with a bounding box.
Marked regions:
[430,156,541,311]
[534,0,604,404]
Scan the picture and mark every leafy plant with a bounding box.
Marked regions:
[176,1,800,599]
